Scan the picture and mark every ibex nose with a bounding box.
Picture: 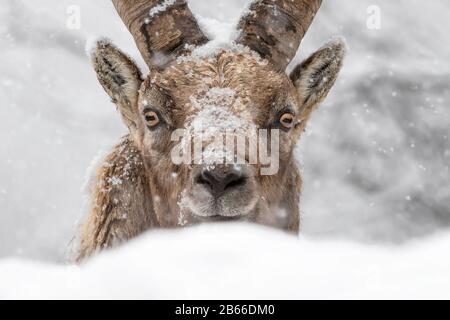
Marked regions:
[196,167,247,197]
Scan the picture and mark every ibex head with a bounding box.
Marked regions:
[90,0,345,228]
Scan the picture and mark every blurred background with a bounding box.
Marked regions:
[0,0,448,262]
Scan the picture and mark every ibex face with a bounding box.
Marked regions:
[139,51,299,222]
[89,0,345,230]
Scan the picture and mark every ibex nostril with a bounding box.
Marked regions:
[195,170,216,189]
[196,169,247,196]
[224,173,246,190]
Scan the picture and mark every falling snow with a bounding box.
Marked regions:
[0,0,449,299]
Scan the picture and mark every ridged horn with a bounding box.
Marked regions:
[112,0,209,69]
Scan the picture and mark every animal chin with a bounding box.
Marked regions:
[201,215,246,222]
[185,194,257,220]
[183,174,259,220]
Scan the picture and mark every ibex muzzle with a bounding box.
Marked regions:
[188,164,256,219]
[77,0,346,261]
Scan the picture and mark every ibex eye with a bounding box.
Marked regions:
[144,111,160,127]
[279,113,295,129]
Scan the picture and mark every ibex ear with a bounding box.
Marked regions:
[290,39,346,118]
[91,39,143,132]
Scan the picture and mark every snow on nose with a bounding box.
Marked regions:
[182,87,257,166]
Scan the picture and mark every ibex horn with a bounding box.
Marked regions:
[236,0,322,71]
[111,0,209,69]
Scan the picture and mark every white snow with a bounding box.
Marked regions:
[148,0,176,19]
[0,224,449,299]
[178,12,268,64]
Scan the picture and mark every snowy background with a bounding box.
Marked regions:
[0,0,449,298]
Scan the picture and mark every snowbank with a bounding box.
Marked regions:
[0,224,449,299]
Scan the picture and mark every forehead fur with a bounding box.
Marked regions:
[140,50,297,126]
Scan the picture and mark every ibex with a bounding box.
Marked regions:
[77,0,345,261]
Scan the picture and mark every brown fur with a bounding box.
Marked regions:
[77,137,156,260]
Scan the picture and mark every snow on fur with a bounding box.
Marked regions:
[148,0,176,20]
